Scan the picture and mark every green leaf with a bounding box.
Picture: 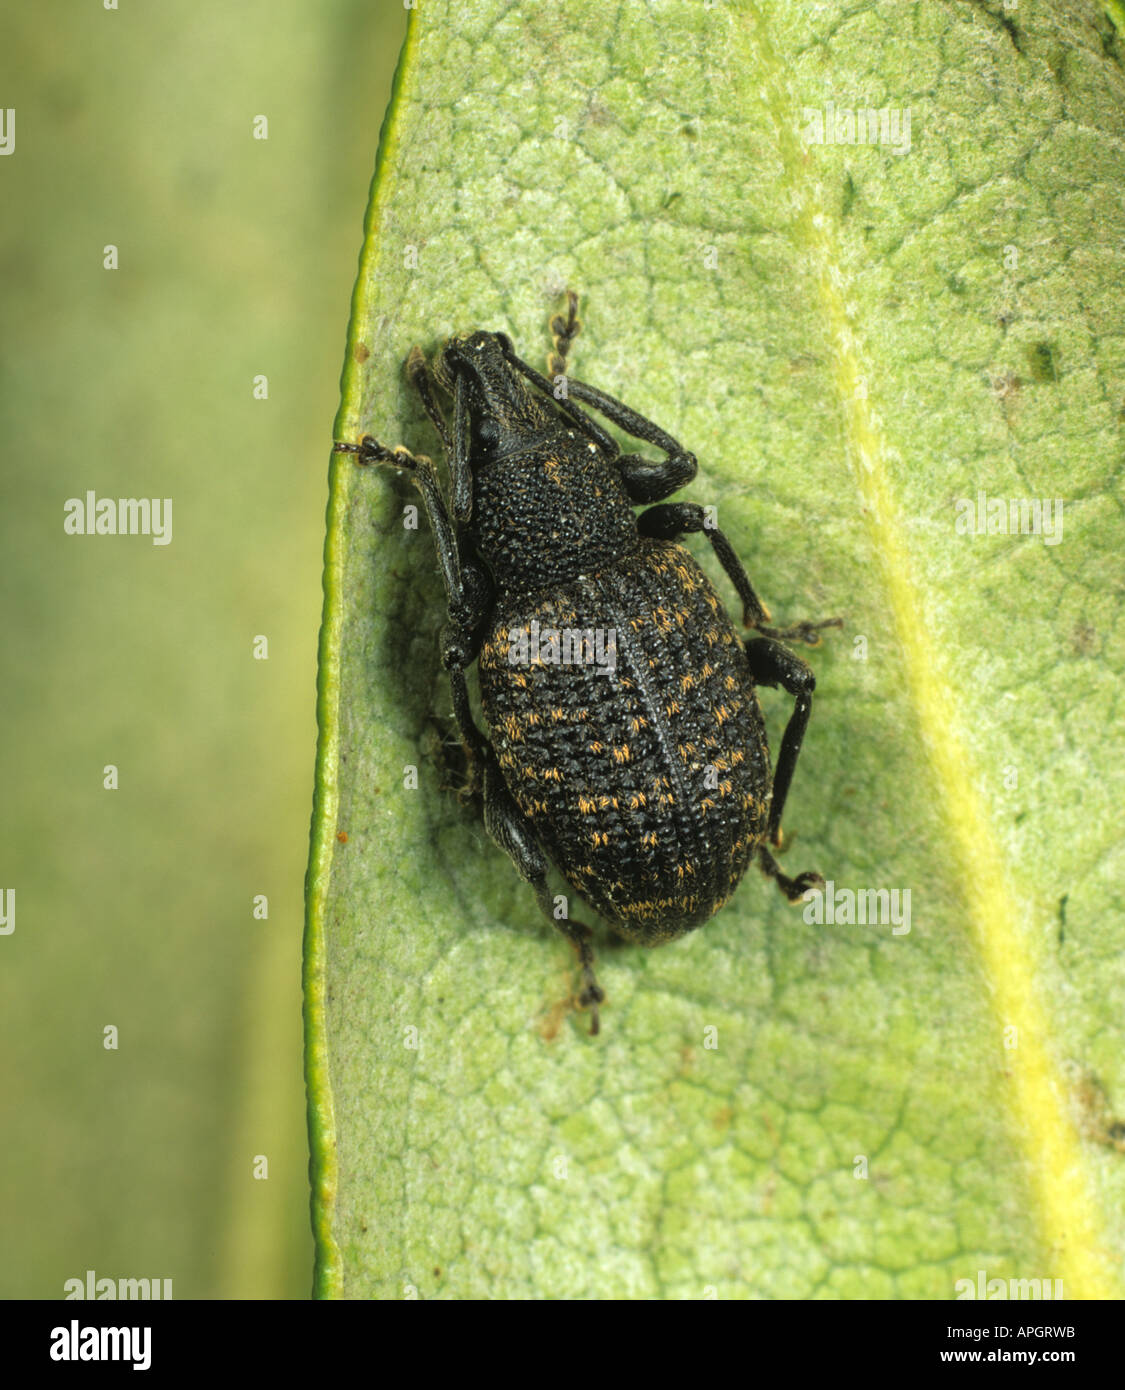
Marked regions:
[306,0,1125,1298]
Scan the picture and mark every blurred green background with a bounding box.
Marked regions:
[0,3,406,1298]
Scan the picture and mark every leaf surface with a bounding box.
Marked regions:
[306,0,1125,1298]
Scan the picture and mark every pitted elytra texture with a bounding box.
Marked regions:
[480,541,769,944]
[334,294,838,1034]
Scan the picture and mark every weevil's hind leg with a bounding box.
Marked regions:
[745,636,818,851]
[547,289,581,378]
[756,616,844,646]
[482,760,605,1034]
[537,895,605,1037]
[640,502,836,875]
[756,843,823,903]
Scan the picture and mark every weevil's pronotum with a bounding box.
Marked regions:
[334,294,839,1033]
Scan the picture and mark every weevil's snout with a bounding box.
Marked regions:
[440,330,547,442]
[450,328,506,355]
[437,330,496,382]
[440,330,511,393]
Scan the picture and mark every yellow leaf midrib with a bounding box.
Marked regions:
[744,0,1118,1298]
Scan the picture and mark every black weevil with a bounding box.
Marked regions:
[334,294,839,1033]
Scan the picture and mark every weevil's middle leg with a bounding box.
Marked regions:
[639,502,772,626]
[637,502,843,647]
[332,433,491,790]
[482,761,605,1034]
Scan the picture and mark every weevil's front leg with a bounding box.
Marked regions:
[499,334,698,501]
[404,346,452,453]
[561,376,699,501]
[333,437,464,606]
[482,760,605,1034]
[540,291,695,494]
[547,289,582,379]
[403,347,472,523]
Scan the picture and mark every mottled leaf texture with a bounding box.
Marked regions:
[306,0,1125,1299]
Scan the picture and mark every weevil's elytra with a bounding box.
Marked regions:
[478,549,770,942]
[333,293,840,1034]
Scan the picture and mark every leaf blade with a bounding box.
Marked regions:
[306,0,1125,1299]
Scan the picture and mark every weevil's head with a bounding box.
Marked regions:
[438,330,552,456]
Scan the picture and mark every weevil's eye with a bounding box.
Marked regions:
[477,417,501,450]
[494,332,513,354]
